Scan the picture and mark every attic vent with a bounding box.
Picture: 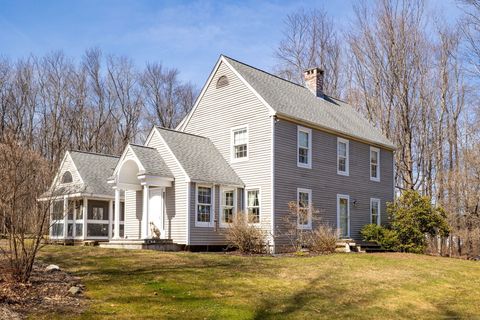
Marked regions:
[62,171,73,184]
[216,75,229,89]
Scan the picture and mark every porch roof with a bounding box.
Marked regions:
[129,144,174,178]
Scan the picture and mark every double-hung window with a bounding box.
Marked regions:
[297,126,312,168]
[370,147,380,181]
[370,198,381,225]
[220,188,236,227]
[196,185,213,227]
[297,188,312,229]
[246,189,260,224]
[231,126,248,162]
[337,138,349,176]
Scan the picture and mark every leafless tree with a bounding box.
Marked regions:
[274,8,343,97]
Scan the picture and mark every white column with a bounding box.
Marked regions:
[108,200,113,240]
[83,197,88,240]
[63,196,68,239]
[141,185,150,239]
[73,200,77,238]
[113,188,121,240]
[49,200,53,238]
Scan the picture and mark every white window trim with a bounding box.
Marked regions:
[370,146,381,182]
[219,186,237,228]
[297,188,312,230]
[337,137,350,176]
[370,198,381,225]
[230,124,249,163]
[297,126,312,169]
[195,184,215,227]
[337,194,350,238]
[245,187,261,226]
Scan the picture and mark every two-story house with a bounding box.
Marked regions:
[47,55,394,252]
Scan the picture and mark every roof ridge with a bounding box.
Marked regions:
[222,54,350,104]
[70,150,120,158]
[129,143,155,149]
[155,126,207,139]
[222,54,307,89]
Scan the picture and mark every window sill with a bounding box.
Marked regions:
[297,225,312,230]
[370,177,380,182]
[231,157,249,164]
[195,222,214,228]
[297,163,312,169]
[337,171,349,177]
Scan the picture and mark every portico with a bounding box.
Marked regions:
[108,144,174,241]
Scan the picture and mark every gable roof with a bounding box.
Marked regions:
[180,55,394,150]
[155,127,244,186]
[44,150,120,198]
[129,144,173,178]
[223,56,394,149]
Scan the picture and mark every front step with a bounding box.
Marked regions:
[99,238,180,251]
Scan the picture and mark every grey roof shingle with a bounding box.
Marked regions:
[69,151,119,196]
[129,144,173,178]
[156,127,244,186]
[223,56,395,149]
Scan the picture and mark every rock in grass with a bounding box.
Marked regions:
[68,286,82,295]
[45,264,60,272]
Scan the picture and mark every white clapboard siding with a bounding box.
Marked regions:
[182,61,273,245]
[124,190,142,239]
[146,130,189,244]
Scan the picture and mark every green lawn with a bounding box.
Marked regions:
[36,245,480,319]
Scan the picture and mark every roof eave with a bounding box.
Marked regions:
[275,113,396,151]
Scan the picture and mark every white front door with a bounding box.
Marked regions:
[149,188,165,238]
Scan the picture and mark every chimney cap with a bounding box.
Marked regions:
[304,67,324,75]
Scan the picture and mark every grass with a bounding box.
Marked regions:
[34,245,480,319]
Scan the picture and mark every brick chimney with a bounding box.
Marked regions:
[304,67,324,98]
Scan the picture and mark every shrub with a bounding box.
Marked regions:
[360,224,398,251]
[308,224,338,254]
[224,213,267,254]
[388,190,450,253]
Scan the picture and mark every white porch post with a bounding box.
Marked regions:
[73,200,77,238]
[83,197,88,240]
[113,188,121,240]
[63,196,68,239]
[108,199,113,240]
[49,200,53,238]
[142,185,150,239]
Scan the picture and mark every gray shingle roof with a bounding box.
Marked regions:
[223,56,395,149]
[156,127,244,186]
[129,144,173,178]
[69,151,119,196]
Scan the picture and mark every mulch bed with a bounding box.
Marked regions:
[0,261,87,319]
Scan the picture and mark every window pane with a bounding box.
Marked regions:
[67,223,74,237]
[52,201,64,220]
[197,205,211,222]
[87,223,109,237]
[198,187,212,204]
[299,131,309,148]
[338,142,347,157]
[371,164,378,178]
[224,191,234,206]
[234,129,247,145]
[248,190,259,207]
[223,208,234,223]
[52,223,64,237]
[235,144,247,158]
[371,150,378,164]
[298,147,309,164]
[75,224,83,237]
[248,207,260,223]
[338,158,346,172]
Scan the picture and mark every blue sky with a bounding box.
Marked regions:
[0,0,461,87]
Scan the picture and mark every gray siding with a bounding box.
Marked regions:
[274,119,394,246]
[182,61,273,241]
[124,190,142,239]
[146,131,189,244]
